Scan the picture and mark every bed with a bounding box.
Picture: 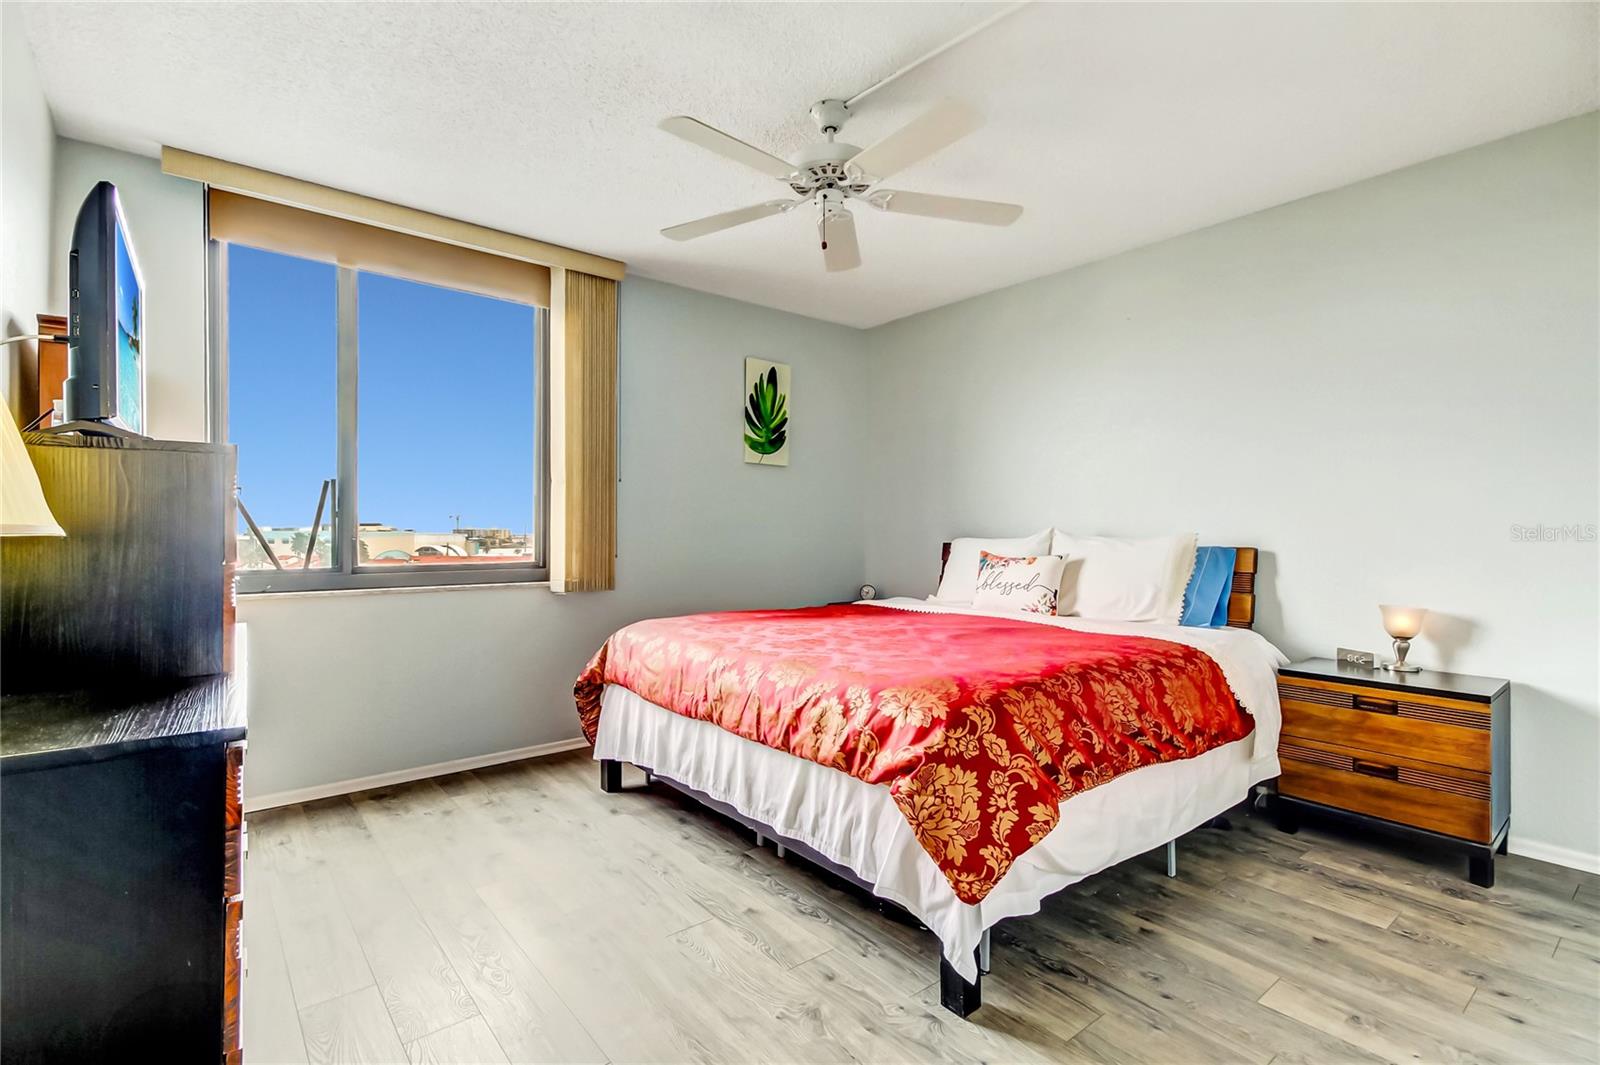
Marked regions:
[577,545,1285,1017]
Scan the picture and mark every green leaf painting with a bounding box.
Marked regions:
[744,369,787,454]
[743,358,791,466]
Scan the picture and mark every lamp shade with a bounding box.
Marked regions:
[0,404,64,537]
[1379,604,1426,640]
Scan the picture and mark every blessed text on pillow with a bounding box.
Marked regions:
[972,551,1068,615]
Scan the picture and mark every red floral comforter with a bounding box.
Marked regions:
[574,604,1251,904]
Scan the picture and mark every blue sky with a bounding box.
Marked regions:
[228,245,535,533]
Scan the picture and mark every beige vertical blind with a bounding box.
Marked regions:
[556,271,619,592]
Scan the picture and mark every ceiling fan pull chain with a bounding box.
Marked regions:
[821,208,828,251]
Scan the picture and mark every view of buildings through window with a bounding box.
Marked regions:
[228,244,538,571]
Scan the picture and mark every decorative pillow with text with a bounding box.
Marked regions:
[972,551,1068,615]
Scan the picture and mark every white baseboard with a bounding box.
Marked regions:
[244,737,590,813]
[1507,838,1600,876]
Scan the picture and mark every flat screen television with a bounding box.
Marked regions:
[64,181,144,434]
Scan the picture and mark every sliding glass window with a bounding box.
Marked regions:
[212,219,548,592]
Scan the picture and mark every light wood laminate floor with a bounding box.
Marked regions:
[243,751,1599,1064]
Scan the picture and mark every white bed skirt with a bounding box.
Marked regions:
[594,684,1280,981]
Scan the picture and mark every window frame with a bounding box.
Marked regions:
[209,239,551,594]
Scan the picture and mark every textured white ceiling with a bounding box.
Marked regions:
[20,2,1599,328]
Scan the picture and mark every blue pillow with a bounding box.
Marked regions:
[1180,546,1236,627]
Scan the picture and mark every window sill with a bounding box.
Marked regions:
[237,580,552,601]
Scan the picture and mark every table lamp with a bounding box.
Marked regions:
[1,404,64,537]
[1379,604,1426,673]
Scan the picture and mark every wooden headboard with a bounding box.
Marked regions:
[938,542,1259,630]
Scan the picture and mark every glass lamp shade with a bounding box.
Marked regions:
[1379,604,1426,640]
[0,404,64,537]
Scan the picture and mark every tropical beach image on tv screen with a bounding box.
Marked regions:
[115,225,143,434]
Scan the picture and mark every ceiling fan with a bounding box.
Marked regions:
[658,97,1023,272]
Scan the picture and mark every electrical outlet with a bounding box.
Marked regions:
[1336,647,1376,668]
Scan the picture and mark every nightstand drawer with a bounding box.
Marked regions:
[1280,740,1491,842]
[1279,678,1489,771]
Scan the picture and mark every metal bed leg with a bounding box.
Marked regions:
[754,831,766,847]
[978,929,992,975]
[599,759,623,794]
[774,843,786,858]
[1166,839,1178,878]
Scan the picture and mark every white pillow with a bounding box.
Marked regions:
[1049,531,1198,623]
[972,551,1067,615]
[933,529,1052,604]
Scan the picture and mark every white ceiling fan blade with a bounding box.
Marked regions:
[659,116,796,180]
[845,99,982,182]
[867,190,1022,226]
[661,200,792,241]
[820,210,861,272]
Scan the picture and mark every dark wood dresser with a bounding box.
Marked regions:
[2,432,236,689]
[1,430,244,1062]
[1274,658,1509,886]
[1,659,248,1062]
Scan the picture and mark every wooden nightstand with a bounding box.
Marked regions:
[1274,658,1510,887]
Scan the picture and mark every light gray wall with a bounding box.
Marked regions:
[864,114,1600,868]
[236,279,871,797]
[0,7,55,418]
[48,138,206,441]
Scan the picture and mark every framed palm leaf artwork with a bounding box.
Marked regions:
[743,357,790,466]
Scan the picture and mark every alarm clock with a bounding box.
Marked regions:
[859,583,878,601]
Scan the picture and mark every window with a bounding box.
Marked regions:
[213,232,548,592]
[354,272,538,570]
